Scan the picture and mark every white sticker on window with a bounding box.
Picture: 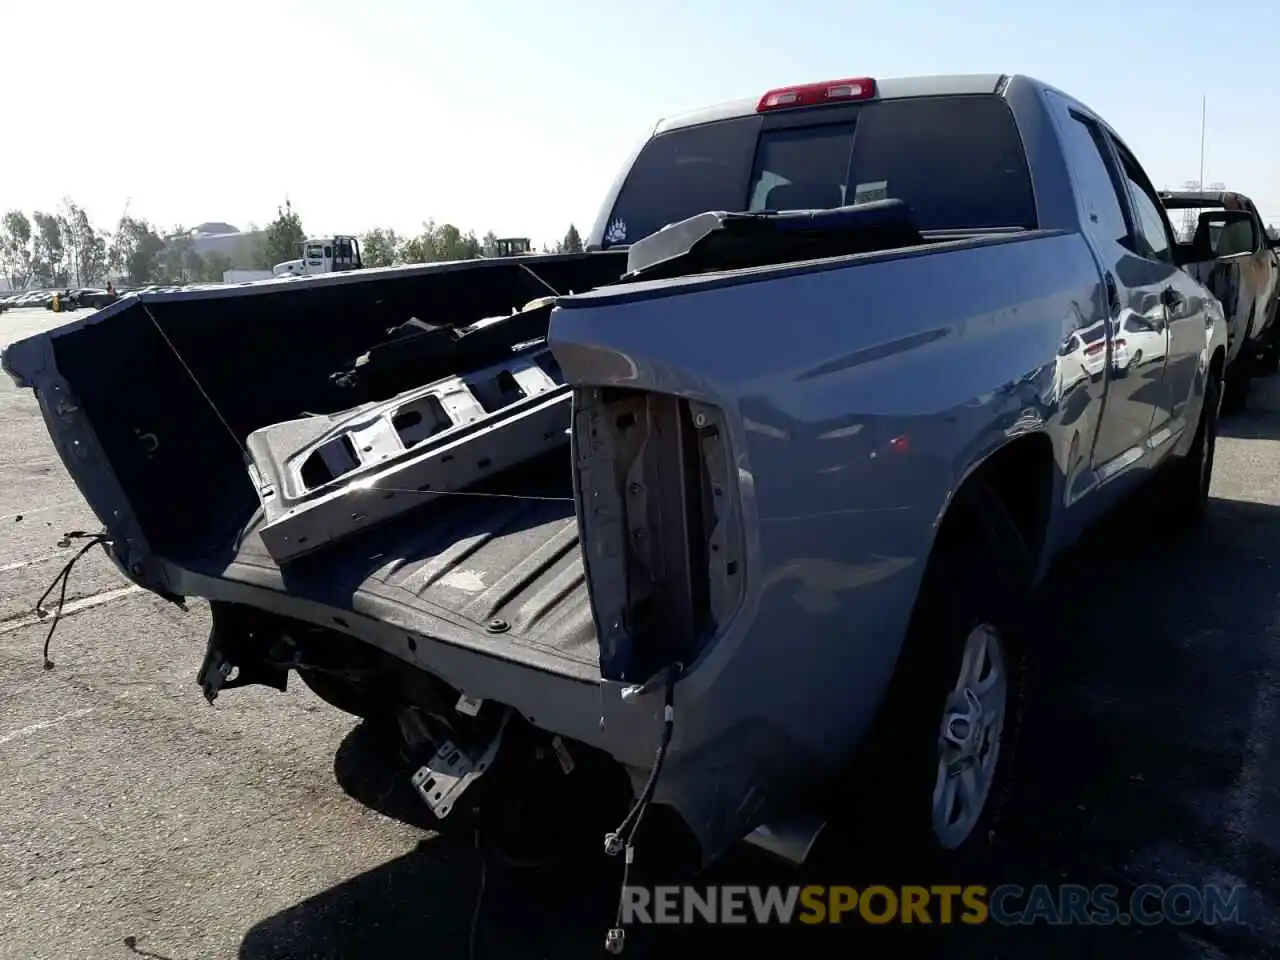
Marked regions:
[605,218,628,243]
[853,181,889,204]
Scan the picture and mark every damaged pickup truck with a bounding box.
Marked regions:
[1159,188,1280,412]
[4,73,1242,909]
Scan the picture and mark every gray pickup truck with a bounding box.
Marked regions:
[2,73,1243,910]
[1160,188,1280,410]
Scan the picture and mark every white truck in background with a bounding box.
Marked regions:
[221,235,364,284]
[272,235,363,277]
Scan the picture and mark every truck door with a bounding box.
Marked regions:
[1102,134,1206,442]
[332,237,358,271]
[1046,97,1172,479]
[1237,197,1279,335]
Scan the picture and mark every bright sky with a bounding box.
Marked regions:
[5,0,1278,246]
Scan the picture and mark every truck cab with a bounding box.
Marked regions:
[272,235,363,277]
[494,237,532,256]
[1159,189,1280,408]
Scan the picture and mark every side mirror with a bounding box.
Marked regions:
[1197,209,1260,260]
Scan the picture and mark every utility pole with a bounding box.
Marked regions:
[1181,180,1199,240]
[1198,96,1207,193]
[1174,100,1210,242]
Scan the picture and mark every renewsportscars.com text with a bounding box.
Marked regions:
[620,883,1248,927]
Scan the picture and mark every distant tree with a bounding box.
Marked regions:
[399,220,481,263]
[59,201,84,284]
[2,194,531,285]
[161,228,198,282]
[559,223,583,254]
[201,251,233,282]
[263,200,305,269]
[0,210,34,289]
[230,222,269,271]
[361,227,401,268]
[56,200,106,286]
[109,216,166,284]
[56,213,73,282]
[398,229,430,264]
[184,244,205,282]
[436,223,481,261]
[30,211,69,286]
[77,220,107,286]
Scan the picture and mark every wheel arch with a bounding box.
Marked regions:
[1210,344,1226,383]
[935,431,1056,576]
[881,431,1053,690]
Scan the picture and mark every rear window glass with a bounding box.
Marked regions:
[843,96,1035,231]
[749,125,853,211]
[601,117,760,246]
[603,94,1036,248]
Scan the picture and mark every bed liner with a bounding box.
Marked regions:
[174,460,601,681]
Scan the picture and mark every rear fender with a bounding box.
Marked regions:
[548,237,1079,861]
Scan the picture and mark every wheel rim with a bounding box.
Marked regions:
[932,623,1007,850]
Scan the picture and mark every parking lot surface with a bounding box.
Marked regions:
[1,306,1278,959]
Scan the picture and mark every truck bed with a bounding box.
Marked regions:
[1,254,627,683]
[177,452,601,680]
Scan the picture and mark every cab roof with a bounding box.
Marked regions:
[652,73,1009,136]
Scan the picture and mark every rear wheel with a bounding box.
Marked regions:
[1258,344,1280,377]
[1221,361,1250,415]
[848,479,1030,868]
[297,668,392,725]
[1158,368,1220,528]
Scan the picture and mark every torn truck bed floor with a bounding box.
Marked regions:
[176,475,600,680]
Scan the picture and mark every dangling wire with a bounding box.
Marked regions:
[603,665,682,954]
[35,531,112,670]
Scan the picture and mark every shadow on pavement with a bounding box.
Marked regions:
[240,493,1280,959]
[1220,406,1280,441]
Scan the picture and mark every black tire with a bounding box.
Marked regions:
[1158,369,1220,528]
[1221,361,1249,415]
[844,479,1031,871]
[1259,346,1280,378]
[297,668,393,725]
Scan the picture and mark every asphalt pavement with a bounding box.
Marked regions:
[1,305,1279,959]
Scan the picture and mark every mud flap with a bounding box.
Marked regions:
[196,602,290,703]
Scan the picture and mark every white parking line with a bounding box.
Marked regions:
[0,707,95,747]
[0,584,142,635]
[0,501,78,524]
[0,549,73,573]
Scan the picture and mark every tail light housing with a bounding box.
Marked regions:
[757,77,876,112]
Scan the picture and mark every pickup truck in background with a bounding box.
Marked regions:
[1160,189,1280,411]
[3,74,1244,929]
